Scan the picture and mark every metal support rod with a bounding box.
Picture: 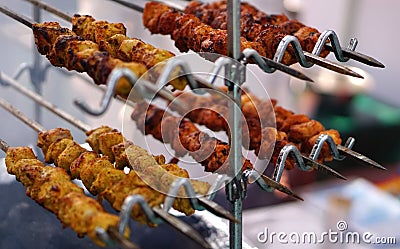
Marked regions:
[31,4,42,124]
[0,72,92,132]
[226,0,244,248]
[0,97,45,133]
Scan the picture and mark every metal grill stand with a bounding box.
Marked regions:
[226,1,245,248]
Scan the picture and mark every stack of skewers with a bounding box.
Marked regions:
[0,0,387,248]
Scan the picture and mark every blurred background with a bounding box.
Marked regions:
[0,0,399,248]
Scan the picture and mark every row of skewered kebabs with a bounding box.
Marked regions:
[130,98,343,176]
[27,3,362,100]
[36,126,211,217]
[0,1,386,248]
[32,14,188,99]
[5,145,129,246]
[168,89,341,169]
[4,124,215,247]
[6,5,371,174]
[183,0,330,60]
[142,1,328,65]
[132,102,252,173]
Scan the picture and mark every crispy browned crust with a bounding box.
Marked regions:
[5,150,126,245]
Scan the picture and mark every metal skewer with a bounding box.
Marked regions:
[304,51,362,77]
[336,144,386,170]
[21,0,313,82]
[23,0,72,22]
[325,44,385,68]
[0,73,91,132]
[105,227,140,249]
[0,5,33,28]
[302,156,347,180]
[0,96,212,249]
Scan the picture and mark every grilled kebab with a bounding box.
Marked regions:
[184,0,329,62]
[131,102,253,173]
[70,14,186,90]
[32,21,147,98]
[142,2,327,65]
[36,127,210,218]
[168,90,342,168]
[4,146,129,246]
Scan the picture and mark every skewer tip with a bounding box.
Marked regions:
[302,157,347,180]
[337,145,387,171]
[345,67,364,79]
[259,174,304,201]
[198,197,240,223]
[326,44,386,68]
[107,226,141,249]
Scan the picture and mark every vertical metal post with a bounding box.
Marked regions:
[226,1,244,249]
[32,5,42,124]
[227,0,242,60]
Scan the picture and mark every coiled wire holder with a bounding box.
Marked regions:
[274,30,357,67]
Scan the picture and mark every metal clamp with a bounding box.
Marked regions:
[74,68,138,116]
[74,67,186,116]
[163,178,204,212]
[313,30,357,62]
[274,35,314,67]
[117,195,163,235]
[273,144,312,182]
[208,57,246,86]
[225,175,247,202]
[156,58,204,94]
[241,49,276,73]
[309,134,355,161]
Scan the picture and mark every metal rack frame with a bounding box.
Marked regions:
[1,57,362,248]
[0,1,387,248]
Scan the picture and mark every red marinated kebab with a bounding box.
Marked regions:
[142,2,328,65]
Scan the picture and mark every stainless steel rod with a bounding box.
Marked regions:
[227,0,243,248]
[1,72,92,133]
[0,97,44,133]
[0,6,33,28]
[23,0,72,22]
